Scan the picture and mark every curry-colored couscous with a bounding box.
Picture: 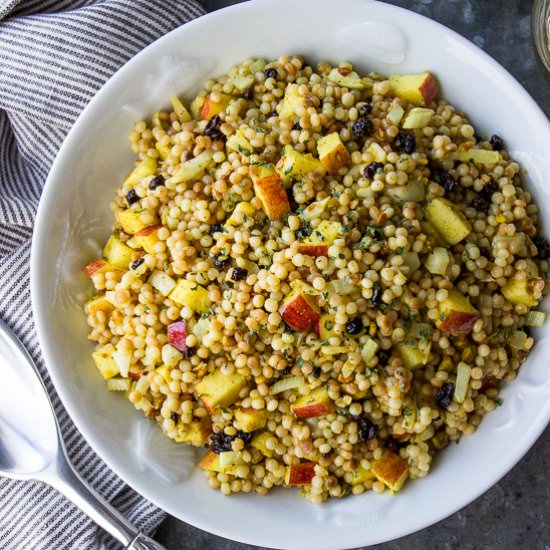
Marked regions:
[83,55,548,502]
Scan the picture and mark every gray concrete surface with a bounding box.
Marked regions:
[156,1,550,548]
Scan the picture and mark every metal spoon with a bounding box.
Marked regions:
[0,318,167,550]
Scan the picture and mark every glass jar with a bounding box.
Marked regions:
[533,0,550,73]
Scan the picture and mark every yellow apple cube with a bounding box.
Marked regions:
[169,279,211,313]
[92,343,119,379]
[195,370,247,412]
[317,132,350,173]
[103,234,134,269]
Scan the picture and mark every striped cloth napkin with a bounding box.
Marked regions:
[0,1,205,548]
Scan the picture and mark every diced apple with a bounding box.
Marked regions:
[161,343,182,369]
[92,343,119,379]
[298,220,342,257]
[112,343,132,378]
[169,279,211,313]
[122,156,157,188]
[420,220,447,246]
[276,145,325,183]
[279,83,306,118]
[134,224,162,254]
[361,338,379,362]
[502,277,542,307]
[117,208,158,235]
[234,408,268,432]
[387,106,405,125]
[350,465,374,486]
[195,370,247,412]
[218,451,245,470]
[198,450,223,472]
[425,247,451,275]
[317,132,350,173]
[225,201,256,226]
[167,321,187,352]
[250,431,274,457]
[171,95,192,123]
[401,251,420,274]
[397,342,428,370]
[154,365,172,385]
[103,234,134,269]
[402,107,434,129]
[366,142,387,163]
[279,284,320,331]
[316,313,336,339]
[83,258,112,278]
[106,378,131,392]
[199,450,247,476]
[301,197,330,222]
[228,74,254,93]
[389,72,439,106]
[292,387,333,418]
[200,93,231,120]
[226,132,253,154]
[285,462,316,485]
[448,149,501,167]
[148,270,176,297]
[424,197,471,245]
[327,68,366,89]
[298,242,328,257]
[169,151,214,184]
[436,287,480,335]
[371,451,408,493]
[174,417,212,447]
[251,168,290,221]
[387,180,426,202]
[85,295,114,315]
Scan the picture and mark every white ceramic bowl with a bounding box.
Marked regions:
[31,1,550,548]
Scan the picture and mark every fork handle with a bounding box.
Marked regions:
[43,449,167,550]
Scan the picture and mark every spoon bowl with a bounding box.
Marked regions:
[0,319,58,477]
[0,318,165,550]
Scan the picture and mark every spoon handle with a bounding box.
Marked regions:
[45,451,167,549]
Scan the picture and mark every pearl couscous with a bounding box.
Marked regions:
[83,55,548,502]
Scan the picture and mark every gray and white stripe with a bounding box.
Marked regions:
[0,1,205,548]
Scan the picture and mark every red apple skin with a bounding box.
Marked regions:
[420,73,439,104]
[198,450,217,470]
[82,258,107,278]
[298,244,328,257]
[200,97,214,120]
[314,319,321,337]
[439,311,480,335]
[286,462,316,485]
[167,321,187,352]
[279,294,320,331]
[293,403,331,419]
[135,224,162,237]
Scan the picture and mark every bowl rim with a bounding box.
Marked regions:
[30,0,550,548]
